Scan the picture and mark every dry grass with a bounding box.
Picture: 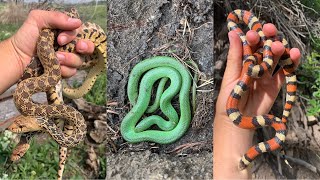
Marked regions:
[0,2,28,24]
[217,0,319,56]
[248,0,317,55]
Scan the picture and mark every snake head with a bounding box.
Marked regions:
[6,115,42,133]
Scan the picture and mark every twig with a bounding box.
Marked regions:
[166,142,205,154]
[282,154,319,174]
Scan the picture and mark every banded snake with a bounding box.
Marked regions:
[226,10,297,170]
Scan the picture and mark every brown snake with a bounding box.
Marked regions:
[6,8,107,179]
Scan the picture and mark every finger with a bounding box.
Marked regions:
[272,48,300,86]
[60,66,77,78]
[76,40,95,54]
[290,48,301,69]
[246,30,260,47]
[272,70,285,90]
[269,41,285,75]
[57,52,83,68]
[262,23,277,37]
[223,31,243,81]
[28,10,81,31]
[57,30,78,46]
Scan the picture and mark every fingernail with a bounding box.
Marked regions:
[68,17,81,24]
[78,41,88,51]
[57,53,65,62]
[59,35,68,45]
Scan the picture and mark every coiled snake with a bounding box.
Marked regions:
[6,8,106,179]
[120,56,193,144]
[226,10,297,170]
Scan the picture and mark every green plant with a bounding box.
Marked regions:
[70,73,106,106]
[67,4,106,31]
[300,0,320,16]
[84,74,106,105]
[0,23,20,41]
[0,130,16,174]
[0,134,86,179]
[297,51,320,116]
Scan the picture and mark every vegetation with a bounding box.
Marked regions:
[84,73,107,106]
[297,47,320,117]
[74,4,106,30]
[295,1,320,117]
[0,23,20,41]
[0,131,105,179]
[0,3,21,41]
[300,0,320,16]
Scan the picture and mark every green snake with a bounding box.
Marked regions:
[120,56,193,144]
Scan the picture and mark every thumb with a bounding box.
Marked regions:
[222,31,243,85]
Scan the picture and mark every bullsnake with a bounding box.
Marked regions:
[6,8,106,179]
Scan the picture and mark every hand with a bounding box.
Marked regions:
[213,23,301,178]
[217,23,301,117]
[11,9,95,78]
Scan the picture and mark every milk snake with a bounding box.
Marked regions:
[226,9,297,170]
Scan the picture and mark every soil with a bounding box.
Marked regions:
[106,0,214,179]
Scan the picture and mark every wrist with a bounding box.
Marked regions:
[213,106,254,179]
[0,38,27,93]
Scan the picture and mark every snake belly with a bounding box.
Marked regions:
[120,56,192,144]
[226,9,297,170]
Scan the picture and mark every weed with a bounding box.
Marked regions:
[298,50,320,116]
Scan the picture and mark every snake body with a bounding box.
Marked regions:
[7,8,106,179]
[13,26,86,147]
[120,56,192,144]
[226,10,297,170]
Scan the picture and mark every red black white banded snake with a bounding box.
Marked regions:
[226,9,297,170]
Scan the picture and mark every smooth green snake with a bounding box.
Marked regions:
[120,56,193,144]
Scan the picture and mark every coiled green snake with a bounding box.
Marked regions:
[120,56,193,144]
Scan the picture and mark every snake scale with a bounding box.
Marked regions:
[226,10,297,170]
[6,8,106,179]
[120,56,193,144]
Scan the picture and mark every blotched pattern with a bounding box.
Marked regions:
[7,8,107,180]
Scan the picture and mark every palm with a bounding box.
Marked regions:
[240,72,284,116]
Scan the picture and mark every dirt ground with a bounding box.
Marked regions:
[106,0,213,179]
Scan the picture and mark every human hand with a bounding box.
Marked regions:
[216,23,301,118]
[213,23,301,178]
[10,9,95,78]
